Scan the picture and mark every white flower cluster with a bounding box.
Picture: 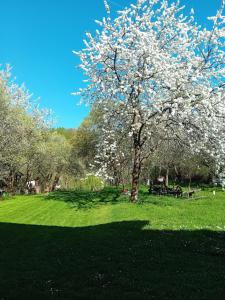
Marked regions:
[75,0,225,180]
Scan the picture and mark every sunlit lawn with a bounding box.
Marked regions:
[0,187,224,299]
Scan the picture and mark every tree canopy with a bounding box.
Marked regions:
[75,0,225,200]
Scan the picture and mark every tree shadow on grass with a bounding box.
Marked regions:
[45,187,125,209]
[0,221,224,299]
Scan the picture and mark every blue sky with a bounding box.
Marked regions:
[0,0,222,128]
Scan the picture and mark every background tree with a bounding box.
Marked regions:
[69,107,100,177]
[0,66,71,193]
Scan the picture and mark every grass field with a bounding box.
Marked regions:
[0,187,224,299]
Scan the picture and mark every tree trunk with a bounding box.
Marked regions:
[188,175,192,190]
[7,171,15,195]
[159,166,162,176]
[166,168,169,187]
[130,108,144,202]
[131,145,141,202]
[24,168,31,192]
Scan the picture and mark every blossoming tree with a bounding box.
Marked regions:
[75,0,225,201]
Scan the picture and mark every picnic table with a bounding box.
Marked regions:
[147,176,197,198]
[149,184,183,197]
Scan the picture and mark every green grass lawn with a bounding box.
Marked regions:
[0,187,224,299]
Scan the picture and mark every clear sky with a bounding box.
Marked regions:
[0,0,222,128]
